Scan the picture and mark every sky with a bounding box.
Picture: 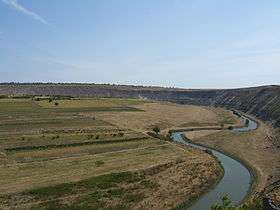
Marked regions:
[0,0,280,88]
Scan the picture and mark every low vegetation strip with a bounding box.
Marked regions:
[9,141,167,163]
[5,137,149,152]
[42,106,144,112]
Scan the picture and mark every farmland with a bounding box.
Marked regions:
[0,97,240,209]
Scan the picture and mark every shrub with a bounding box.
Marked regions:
[51,135,59,140]
[211,195,263,210]
[54,102,59,106]
[140,180,160,189]
[152,126,160,134]
[95,160,105,167]
[175,157,184,164]
[205,149,213,155]
[118,132,124,137]
[124,193,145,203]
[211,195,232,210]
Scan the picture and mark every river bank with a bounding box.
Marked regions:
[183,114,280,208]
[169,113,255,210]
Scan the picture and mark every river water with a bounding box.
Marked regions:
[171,114,258,210]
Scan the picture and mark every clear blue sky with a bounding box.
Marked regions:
[0,0,280,88]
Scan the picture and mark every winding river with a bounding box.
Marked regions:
[171,113,258,210]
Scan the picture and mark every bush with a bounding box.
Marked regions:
[54,102,59,106]
[211,195,263,210]
[205,149,213,155]
[152,126,160,134]
[51,135,59,140]
[118,132,124,137]
[95,160,105,167]
[0,95,8,99]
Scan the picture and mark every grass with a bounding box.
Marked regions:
[7,139,165,163]
[0,97,229,209]
[0,143,181,194]
[27,172,143,199]
[5,136,150,152]
[95,160,105,167]
[0,171,150,209]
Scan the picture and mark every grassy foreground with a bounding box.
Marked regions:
[0,97,237,209]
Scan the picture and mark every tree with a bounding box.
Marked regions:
[152,126,160,134]
[211,195,232,210]
[211,195,263,210]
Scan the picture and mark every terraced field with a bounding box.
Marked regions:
[0,97,235,209]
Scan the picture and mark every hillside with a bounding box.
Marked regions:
[0,83,280,127]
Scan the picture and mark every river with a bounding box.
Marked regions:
[171,114,258,209]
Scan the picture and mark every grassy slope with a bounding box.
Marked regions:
[0,98,234,209]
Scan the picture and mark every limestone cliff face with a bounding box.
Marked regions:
[213,86,280,127]
[0,84,279,127]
